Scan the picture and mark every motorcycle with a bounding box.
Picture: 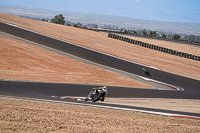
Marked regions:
[85,86,107,102]
[142,68,150,76]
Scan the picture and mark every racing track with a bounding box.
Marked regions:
[0,21,200,118]
[0,21,199,99]
[0,80,200,118]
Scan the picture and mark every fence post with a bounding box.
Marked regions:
[123,37,126,41]
[128,38,131,43]
[130,39,133,44]
[182,53,186,58]
[111,34,114,38]
[108,33,111,37]
[188,54,191,59]
[168,49,171,54]
[191,55,195,60]
[176,51,179,56]
[172,50,176,55]
[197,56,200,61]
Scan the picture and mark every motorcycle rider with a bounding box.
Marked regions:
[142,68,147,73]
[86,86,107,102]
[87,88,96,100]
[142,68,150,75]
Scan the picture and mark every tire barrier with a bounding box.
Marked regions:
[89,28,200,45]
[108,33,200,61]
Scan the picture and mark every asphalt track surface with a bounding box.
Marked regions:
[0,80,200,118]
[0,22,200,118]
[1,21,200,98]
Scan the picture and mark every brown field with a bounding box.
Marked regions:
[0,13,200,132]
[0,35,152,88]
[0,98,200,133]
[121,35,200,56]
[0,13,200,80]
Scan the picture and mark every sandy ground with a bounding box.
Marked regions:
[0,13,200,80]
[0,98,200,133]
[0,35,152,88]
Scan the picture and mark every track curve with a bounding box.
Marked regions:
[1,80,200,118]
[1,21,200,118]
[0,21,199,99]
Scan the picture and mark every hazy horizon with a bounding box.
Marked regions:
[0,0,200,24]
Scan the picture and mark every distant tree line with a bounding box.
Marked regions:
[36,14,200,42]
[183,35,200,42]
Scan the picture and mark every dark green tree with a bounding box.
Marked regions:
[142,29,147,36]
[124,29,127,34]
[51,14,65,25]
[162,34,166,38]
[73,24,78,27]
[133,30,137,35]
[149,31,156,37]
[76,22,82,28]
[172,34,180,40]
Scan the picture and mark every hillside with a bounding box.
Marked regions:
[1,13,200,133]
[0,13,199,80]
[0,31,152,88]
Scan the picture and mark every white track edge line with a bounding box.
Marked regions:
[1,95,199,119]
[2,21,160,70]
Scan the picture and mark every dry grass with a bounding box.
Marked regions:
[0,13,200,80]
[0,35,152,88]
[121,35,200,56]
[0,98,200,133]
[105,98,200,114]
[0,13,200,132]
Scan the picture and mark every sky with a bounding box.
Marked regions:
[1,0,200,23]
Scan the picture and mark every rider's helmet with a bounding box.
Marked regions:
[142,68,146,71]
[102,86,107,91]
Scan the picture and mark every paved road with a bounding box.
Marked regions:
[0,21,199,99]
[0,80,200,118]
[1,22,200,118]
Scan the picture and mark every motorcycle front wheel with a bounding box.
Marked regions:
[92,93,102,102]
